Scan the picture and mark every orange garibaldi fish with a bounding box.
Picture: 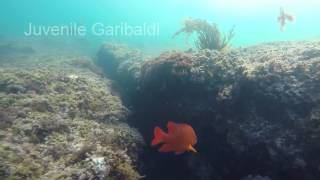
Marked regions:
[151,121,197,155]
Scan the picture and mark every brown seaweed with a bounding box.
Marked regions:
[173,17,235,50]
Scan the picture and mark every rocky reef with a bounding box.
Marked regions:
[97,40,320,180]
[0,43,35,64]
[95,43,147,79]
[1,38,320,180]
[0,50,145,179]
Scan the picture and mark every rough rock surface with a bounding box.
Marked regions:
[97,41,320,180]
[0,49,145,180]
[95,43,147,79]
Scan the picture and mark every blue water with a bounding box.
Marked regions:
[1,0,320,53]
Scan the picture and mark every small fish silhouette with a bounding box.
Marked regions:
[278,7,295,32]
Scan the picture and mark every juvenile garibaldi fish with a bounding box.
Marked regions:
[278,7,295,31]
[151,121,197,155]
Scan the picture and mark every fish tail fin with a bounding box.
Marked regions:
[151,127,166,146]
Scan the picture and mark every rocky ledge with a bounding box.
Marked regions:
[97,41,320,180]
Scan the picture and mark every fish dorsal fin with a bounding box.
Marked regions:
[167,121,178,134]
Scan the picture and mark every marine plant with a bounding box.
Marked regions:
[173,17,235,50]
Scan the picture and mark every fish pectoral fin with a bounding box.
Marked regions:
[188,144,197,153]
[159,144,173,152]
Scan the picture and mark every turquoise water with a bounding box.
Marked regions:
[1,1,320,180]
[1,0,320,53]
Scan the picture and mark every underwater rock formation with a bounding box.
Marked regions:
[0,43,35,63]
[100,40,320,180]
[95,43,146,79]
[0,56,145,179]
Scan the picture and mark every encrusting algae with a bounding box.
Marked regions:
[0,52,145,180]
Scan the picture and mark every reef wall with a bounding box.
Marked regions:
[96,41,320,180]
